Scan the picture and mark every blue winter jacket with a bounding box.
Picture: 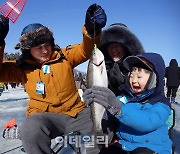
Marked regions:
[115,53,172,154]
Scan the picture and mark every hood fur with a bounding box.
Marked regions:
[99,23,145,59]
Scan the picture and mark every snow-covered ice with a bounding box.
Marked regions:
[0,85,28,154]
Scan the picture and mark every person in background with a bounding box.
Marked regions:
[83,53,172,154]
[99,23,145,96]
[0,3,107,154]
[78,73,87,91]
[165,59,180,104]
[3,82,8,91]
[0,82,4,96]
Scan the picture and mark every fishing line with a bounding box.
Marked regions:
[93,9,96,50]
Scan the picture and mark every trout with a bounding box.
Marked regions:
[86,46,108,133]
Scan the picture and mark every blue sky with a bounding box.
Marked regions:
[1,0,180,72]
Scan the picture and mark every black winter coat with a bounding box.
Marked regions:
[165,59,180,87]
[99,23,145,95]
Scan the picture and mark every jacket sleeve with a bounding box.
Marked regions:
[62,25,101,68]
[0,45,5,70]
[0,44,25,83]
[116,102,171,132]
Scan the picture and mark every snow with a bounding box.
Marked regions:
[0,86,180,154]
[0,85,28,154]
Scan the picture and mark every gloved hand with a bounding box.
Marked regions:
[0,14,9,45]
[109,62,125,86]
[83,86,122,115]
[85,3,107,36]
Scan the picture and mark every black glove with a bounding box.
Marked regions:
[109,62,125,86]
[83,86,122,115]
[0,14,9,45]
[85,3,107,36]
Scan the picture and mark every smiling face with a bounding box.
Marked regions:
[30,42,53,64]
[129,67,151,94]
[107,43,125,62]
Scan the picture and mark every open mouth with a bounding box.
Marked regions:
[132,86,141,93]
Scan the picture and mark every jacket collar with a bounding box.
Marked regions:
[17,50,65,70]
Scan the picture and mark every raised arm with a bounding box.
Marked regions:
[63,4,107,67]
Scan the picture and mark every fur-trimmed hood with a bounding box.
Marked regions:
[99,23,145,60]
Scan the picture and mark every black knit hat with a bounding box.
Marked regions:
[15,23,55,51]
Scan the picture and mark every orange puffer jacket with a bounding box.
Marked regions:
[0,26,100,117]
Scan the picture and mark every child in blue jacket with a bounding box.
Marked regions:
[83,53,172,154]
